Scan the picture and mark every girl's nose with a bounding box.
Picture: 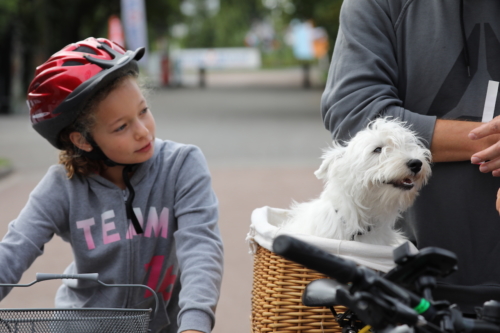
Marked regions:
[134,120,151,139]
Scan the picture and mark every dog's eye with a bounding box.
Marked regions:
[373,147,382,153]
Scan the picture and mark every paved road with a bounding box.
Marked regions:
[0,68,332,332]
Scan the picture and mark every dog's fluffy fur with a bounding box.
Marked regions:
[281,118,432,246]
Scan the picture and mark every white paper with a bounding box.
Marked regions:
[482,80,499,123]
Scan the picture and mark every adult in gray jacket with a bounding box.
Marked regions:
[2,37,223,333]
[321,0,500,313]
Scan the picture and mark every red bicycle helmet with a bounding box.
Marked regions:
[27,37,145,149]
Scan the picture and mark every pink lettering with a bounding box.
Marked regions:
[76,218,96,250]
[158,265,177,301]
[144,256,164,298]
[144,256,177,301]
[144,207,169,238]
[102,210,121,244]
[126,208,144,239]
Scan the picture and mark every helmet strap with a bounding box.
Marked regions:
[123,164,144,234]
[76,134,117,167]
[81,144,118,167]
[78,134,144,234]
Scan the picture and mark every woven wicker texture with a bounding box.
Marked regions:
[252,245,346,333]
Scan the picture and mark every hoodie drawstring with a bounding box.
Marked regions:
[123,164,143,234]
[460,0,471,77]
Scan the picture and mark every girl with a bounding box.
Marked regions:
[1,37,223,333]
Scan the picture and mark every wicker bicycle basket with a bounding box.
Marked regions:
[251,245,346,333]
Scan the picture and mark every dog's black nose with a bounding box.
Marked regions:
[407,159,422,174]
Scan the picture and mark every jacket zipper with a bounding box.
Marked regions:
[122,189,134,308]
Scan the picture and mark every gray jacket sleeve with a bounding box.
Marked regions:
[172,146,223,333]
[0,166,67,300]
[321,0,436,147]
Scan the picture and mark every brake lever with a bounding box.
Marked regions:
[302,278,345,307]
[336,288,389,329]
[336,288,423,330]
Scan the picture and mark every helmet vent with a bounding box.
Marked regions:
[62,61,84,67]
[74,46,98,55]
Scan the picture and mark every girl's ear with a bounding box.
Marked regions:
[69,132,93,152]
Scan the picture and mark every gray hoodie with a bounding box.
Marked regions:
[0,138,223,333]
[322,0,500,313]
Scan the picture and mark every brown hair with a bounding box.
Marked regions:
[58,71,140,178]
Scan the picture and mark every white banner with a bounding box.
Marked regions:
[121,0,148,64]
[171,48,261,70]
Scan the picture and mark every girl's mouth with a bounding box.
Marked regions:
[136,142,152,153]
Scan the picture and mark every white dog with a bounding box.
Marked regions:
[281,118,432,246]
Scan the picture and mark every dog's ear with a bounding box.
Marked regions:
[314,145,345,180]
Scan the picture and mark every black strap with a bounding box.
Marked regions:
[81,135,119,167]
[123,165,143,234]
[350,226,372,241]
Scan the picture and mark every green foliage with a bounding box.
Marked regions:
[178,0,266,48]
[2,0,343,57]
[0,0,18,35]
[2,0,185,93]
[147,0,183,47]
[261,46,299,68]
[175,0,343,63]
[0,158,11,168]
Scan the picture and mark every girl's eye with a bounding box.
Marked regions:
[373,147,382,153]
[115,124,127,132]
[140,107,149,115]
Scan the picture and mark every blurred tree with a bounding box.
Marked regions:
[0,0,17,35]
[0,0,18,113]
[0,0,185,113]
[148,0,183,48]
[2,0,123,111]
[181,0,266,48]
[173,0,343,69]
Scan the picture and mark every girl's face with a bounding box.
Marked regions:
[90,77,156,165]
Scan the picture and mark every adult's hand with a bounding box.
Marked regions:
[430,119,500,162]
[497,188,500,214]
[469,116,500,176]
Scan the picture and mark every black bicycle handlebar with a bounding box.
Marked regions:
[273,235,431,326]
[272,235,428,311]
[272,235,500,333]
[272,234,362,284]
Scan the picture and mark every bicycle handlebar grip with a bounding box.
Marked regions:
[36,273,99,282]
[272,235,361,284]
[461,317,500,333]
